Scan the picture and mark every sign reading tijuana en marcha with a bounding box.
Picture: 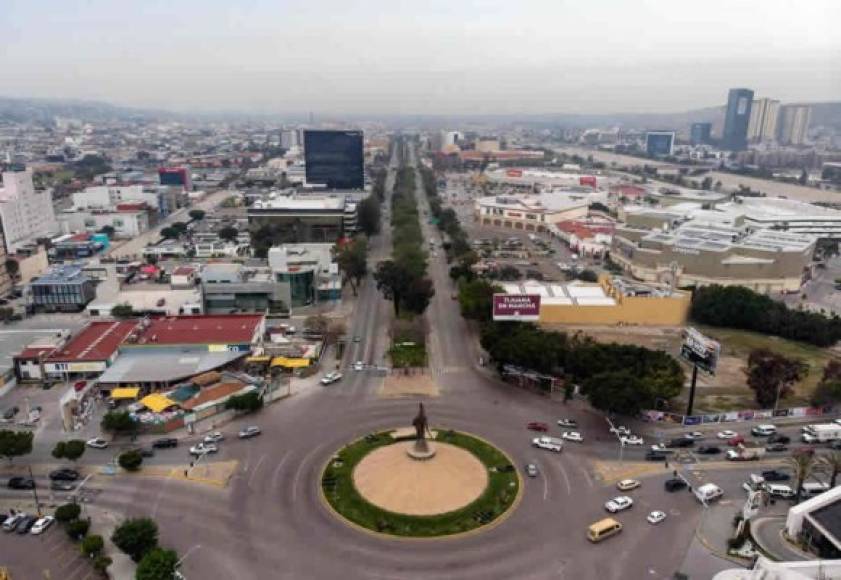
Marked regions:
[492,294,541,321]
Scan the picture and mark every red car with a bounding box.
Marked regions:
[73,380,88,392]
[527,422,549,432]
[728,435,745,446]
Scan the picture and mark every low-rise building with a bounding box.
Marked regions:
[201,263,290,315]
[474,190,602,233]
[247,195,354,242]
[28,265,97,312]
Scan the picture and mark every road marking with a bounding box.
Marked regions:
[542,473,550,501]
[291,443,327,503]
[579,467,594,488]
[248,454,266,488]
[558,459,572,495]
[270,454,288,490]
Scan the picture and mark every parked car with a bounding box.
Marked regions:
[557,419,577,428]
[203,432,224,444]
[604,496,633,513]
[152,438,178,449]
[239,426,261,439]
[527,422,549,432]
[48,468,79,481]
[621,435,644,446]
[86,438,108,449]
[765,443,789,453]
[617,479,641,491]
[765,484,795,499]
[30,516,54,535]
[717,430,738,439]
[189,443,218,456]
[3,406,19,420]
[15,515,37,534]
[831,440,841,450]
[2,513,25,532]
[697,445,722,455]
[647,511,667,525]
[561,431,583,443]
[525,464,538,478]
[8,477,35,490]
[665,478,687,492]
[761,469,790,482]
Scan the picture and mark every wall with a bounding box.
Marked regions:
[16,248,49,284]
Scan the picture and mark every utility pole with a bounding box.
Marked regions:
[686,364,699,417]
[28,466,42,516]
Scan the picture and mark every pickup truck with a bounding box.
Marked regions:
[726,445,766,461]
[532,436,563,453]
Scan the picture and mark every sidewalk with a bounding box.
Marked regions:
[87,504,136,580]
[751,515,812,561]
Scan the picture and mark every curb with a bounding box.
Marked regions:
[318,428,524,542]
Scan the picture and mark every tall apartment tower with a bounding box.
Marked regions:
[747,98,780,143]
[778,105,812,146]
[722,88,754,151]
[0,168,59,253]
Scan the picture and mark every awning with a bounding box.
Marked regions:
[140,393,177,413]
[270,356,310,369]
[246,355,271,363]
[110,387,140,400]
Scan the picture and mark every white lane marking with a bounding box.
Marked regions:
[558,459,572,495]
[291,442,327,503]
[580,466,594,488]
[248,454,266,488]
[270,454,288,490]
[542,472,550,501]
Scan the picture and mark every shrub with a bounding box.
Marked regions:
[81,534,104,557]
[93,555,112,576]
[136,548,178,580]
[112,518,158,562]
[66,518,90,540]
[118,450,143,472]
[55,503,82,523]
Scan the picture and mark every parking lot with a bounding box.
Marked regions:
[0,516,95,580]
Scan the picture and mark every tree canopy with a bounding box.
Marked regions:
[0,430,33,463]
[218,225,239,243]
[101,411,137,436]
[112,518,159,562]
[745,348,808,408]
[335,238,368,296]
[136,548,179,580]
[52,439,86,462]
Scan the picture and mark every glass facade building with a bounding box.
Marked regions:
[722,88,754,151]
[303,130,364,190]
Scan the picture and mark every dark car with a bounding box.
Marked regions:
[8,477,35,490]
[127,447,155,458]
[832,440,841,450]
[665,478,688,492]
[3,406,19,420]
[762,469,791,482]
[768,434,791,444]
[697,445,722,455]
[666,437,695,448]
[49,468,80,481]
[646,451,668,461]
[765,443,789,452]
[16,515,37,534]
[152,438,178,449]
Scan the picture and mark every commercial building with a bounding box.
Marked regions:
[50,233,108,260]
[551,219,615,258]
[0,168,59,253]
[778,105,812,146]
[713,556,841,580]
[645,131,675,157]
[39,320,139,377]
[722,88,754,151]
[611,222,815,293]
[281,129,302,150]
[201,263,289,315]
[159,167,192,191]
[482,168,598,190]
[786,485,841,559]
[474,191,599,232]
[747,98,780,143]
[28,265,97,312]
[690,122,712,145]
[303,130,364,190]
[268,244,341,306]
[496,276,690,326]
[641,186,729,208]
[247,195,353,242]
[58,206,151,239]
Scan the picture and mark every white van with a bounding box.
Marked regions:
[765,484,795,499]
[750,424,777,437]
[694,483,724,504]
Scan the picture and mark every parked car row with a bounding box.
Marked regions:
[2,512,54,535]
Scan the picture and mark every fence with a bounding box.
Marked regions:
[641,405,839,427]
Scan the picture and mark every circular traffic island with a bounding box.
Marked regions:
[321,430,521,538]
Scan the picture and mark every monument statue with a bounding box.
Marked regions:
[412,402,429,442]
[408,402,436,460]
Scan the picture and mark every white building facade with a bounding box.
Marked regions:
[0,169,59,252]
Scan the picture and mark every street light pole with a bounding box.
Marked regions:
[28,466,42,516]
[174,544,202,579]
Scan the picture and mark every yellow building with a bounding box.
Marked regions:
[498,276,690,327]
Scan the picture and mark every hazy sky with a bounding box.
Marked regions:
[2,0,839,115]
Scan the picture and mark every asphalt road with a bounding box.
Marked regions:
[2,143,816,579]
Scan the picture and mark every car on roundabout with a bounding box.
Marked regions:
[239,426,261,439]
[620,435,644,446]
[557,418,577,428]
[605,496,633,513]
[561,431,583,443]
[665,478,687,492]
[525,464,539,478]
[717,430,738,440]
[532,436,563,453]
[616,479,641,491]
[647,511,667,525]
[189,443,218,456]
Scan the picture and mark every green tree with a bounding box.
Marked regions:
[811,360,841,407]
[374,260,413,316]
[188,209,206,221]
[52,439,86,463]
[225,392,263,413]
[101,411,137,437]
[66,518,91,540]
[160,227,179,240]
[583,370,653,416]
[402,277,435,315]
[495,265,521,281]
[55,503,82,523]
[4,259,19,280]
[357,196,381,236]
[0,430,33,464]
[819,451,841,488]
[745,349,808,408]
[94,554,113,576]
[335,238,368,296]
[218,226,239,243]
[112,518,159,562]
[786,451,817,504]
[136,548,179,580]
[81,534,105,557]
[303,314,329,335]
[110,303,136,319]
[119,450,143,472]
[575,269,599,283]
[458,279,500,322]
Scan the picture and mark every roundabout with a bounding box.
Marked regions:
[321,427,521,537]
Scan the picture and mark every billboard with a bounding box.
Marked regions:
[492,294,541,321]
[680,326,720,374]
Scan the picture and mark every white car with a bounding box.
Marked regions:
[717,430,738,439]
[203,432,224,444]
[353,361,365,372]
[525,464,539,478]
[605,496,634,513]
[2,512,25,531]
[86,438,108,449]
[320,372,343,385]
[616,479,641,491]
[562,431,583,443]
[189,443,218,456]
[532,437,562,453]
[557,419,577,428]
[647,510,667,525]
[684,431,705,440]
[30,516,55,535]
[621,435,644,446]
[238,426,261,439]
[610,426,631,437]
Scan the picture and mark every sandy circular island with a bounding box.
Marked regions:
[352,441,488,516]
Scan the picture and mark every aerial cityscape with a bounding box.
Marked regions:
[1,1,840,579]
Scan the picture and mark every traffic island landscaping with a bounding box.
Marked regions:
[322,430,520,538]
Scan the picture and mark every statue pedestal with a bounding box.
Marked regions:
[406,439,437,460]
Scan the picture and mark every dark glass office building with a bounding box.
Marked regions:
[304,130,364,190]
[690,123,712,145]
[722,88,754,151]
[645,131,675,157]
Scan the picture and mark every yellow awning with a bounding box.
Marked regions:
[246,355,271,363]
[270,356,310,369]
[111,387,140,400]
[140,393,176,413]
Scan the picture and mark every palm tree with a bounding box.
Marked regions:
[818,450,841,488]
[786,452,818,503]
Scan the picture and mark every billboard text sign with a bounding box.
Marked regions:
[492,294,541,321]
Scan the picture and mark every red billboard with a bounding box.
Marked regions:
[492,294,541,321]
[579,175,597,188]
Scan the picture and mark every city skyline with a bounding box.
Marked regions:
[1,0,838,115]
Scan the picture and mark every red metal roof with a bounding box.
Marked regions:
[181,382,247,410]
[133,314,263,346]
[556,220,615,239]
[17,346,58,359]
[46,320,139,362]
